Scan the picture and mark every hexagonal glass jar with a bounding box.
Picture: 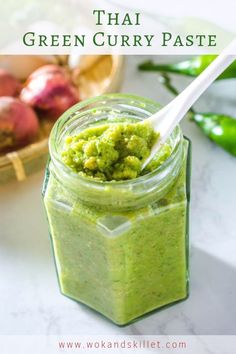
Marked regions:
[42,94,191,325]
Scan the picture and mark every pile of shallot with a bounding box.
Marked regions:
[0,64,80,152]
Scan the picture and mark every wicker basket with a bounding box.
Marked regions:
[0,55,125,184]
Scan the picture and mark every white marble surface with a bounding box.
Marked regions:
[0,56,236,337]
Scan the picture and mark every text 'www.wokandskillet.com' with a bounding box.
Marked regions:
[58,339,187,351]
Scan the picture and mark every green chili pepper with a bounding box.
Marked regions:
[139,55,236,80]
[159,74,236,156]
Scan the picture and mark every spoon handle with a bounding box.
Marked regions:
[151,39,236,126]
[143,39,236,169]
[172,47,236,117]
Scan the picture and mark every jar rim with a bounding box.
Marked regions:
[49,93,182,190]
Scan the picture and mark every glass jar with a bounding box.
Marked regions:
[42,94,191,325]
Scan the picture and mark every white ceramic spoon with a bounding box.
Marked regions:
[142,39,236,169]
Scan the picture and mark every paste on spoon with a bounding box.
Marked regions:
[61,121,171,181]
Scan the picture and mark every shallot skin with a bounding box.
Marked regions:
[20,64,79,120]
[0,68,21,97]
[27,64,68,79]
[0,97,39,151]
